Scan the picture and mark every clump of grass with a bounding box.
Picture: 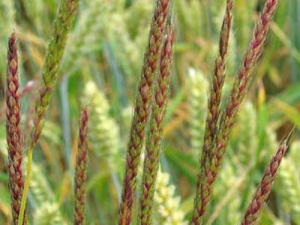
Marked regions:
[118,0,171,224]
[192,0,233,221]
[192,0,280,223]
[1,0,297,224]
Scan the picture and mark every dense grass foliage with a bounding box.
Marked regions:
[0,0,299,224]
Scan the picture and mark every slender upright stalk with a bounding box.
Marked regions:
[74,108,89,225]
[118,1,170,224]
[6,32,26,225]
[139,23,175,225]
[19,1,79,224]
[241,141,288,225]
[191,0,233,223]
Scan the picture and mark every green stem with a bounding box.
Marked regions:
[18,145,33,225]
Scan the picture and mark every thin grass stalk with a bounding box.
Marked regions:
[74,108,89,225]
[6,32,26,225]
[118,1,170,224]
[191,0,233,223]
[138,23,175,225]
[241,140,288,225]
[18,1,79,224]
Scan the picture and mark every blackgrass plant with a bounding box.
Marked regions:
[119,1,171,224]
[0,0,299,224]
[6,32,25,225]
[74,108,88,225]
[18,0,79,224]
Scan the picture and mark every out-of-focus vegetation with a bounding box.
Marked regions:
[0,0,299,224]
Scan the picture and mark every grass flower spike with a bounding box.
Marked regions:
[74,108,89,225]
[29,162,65,224]
[192,0,233,222]
[277,158,300,223]
[235,101,257,166]
[31,0,79,146]
[154,169,187,225]
[19,1,79,224]
[241,140,288,225]
[139,23,175,225]
[119,1,170,224]
[188,69,208,157]
[276,141,300,224]
[209,0,279,179]
[6,32,26,225]
[82,81,120,169]
[213,0,279,169]
[192,0,279,223]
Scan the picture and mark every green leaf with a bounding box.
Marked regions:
[164,146,198,184]
[0,172,8,183]
[271,98,300,128]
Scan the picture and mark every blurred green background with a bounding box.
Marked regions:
[0,0,299,224]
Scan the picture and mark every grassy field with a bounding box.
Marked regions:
[0,0,300,224]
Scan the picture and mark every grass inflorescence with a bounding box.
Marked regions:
[118,1,171,224]
[6,32,26,225]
